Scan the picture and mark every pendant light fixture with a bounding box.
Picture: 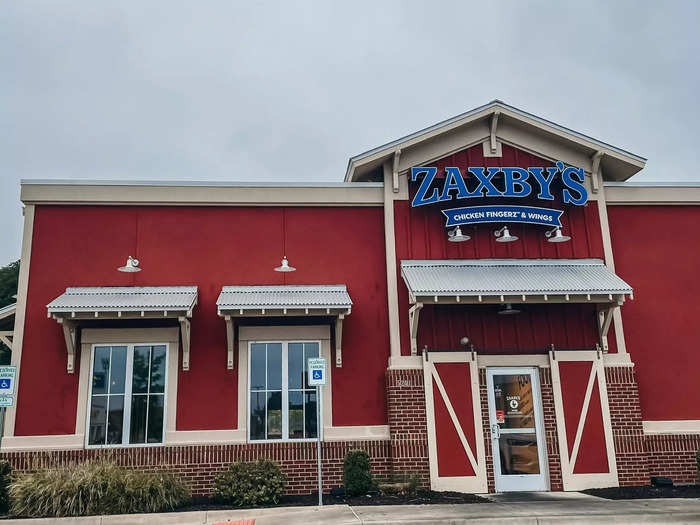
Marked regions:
[447,226,471,242]
[274,256,296,272]
[117,256,141,272]
[498,303,521,315]
[545,227,571,243]
[494,226,518,243]
[274,209,297,272]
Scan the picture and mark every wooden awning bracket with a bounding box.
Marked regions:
[597,305,616,353]
[409,303,424,356]
[58,319,77,374]
[335,314,345,367]
[225,316,235,370]
[179,317,191,371]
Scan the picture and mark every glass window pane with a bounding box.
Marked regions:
[88,396,107,445]
[106,395,124,444]
[492,374,535,429]
[266,344,282,391]
[249,391,266,440]
[267,391,282,440]
[149,345,166,394]
[250,344,266,391]
[304,343,320,389]
[109,347,127,394]
[129,395,147,444]
[288,391,304,439]
[304,391,318,439]
[147,395,164,443]
[132,347,150,394]
[288,343,303,390]
[92,346,111,394]
[498,433,540,475]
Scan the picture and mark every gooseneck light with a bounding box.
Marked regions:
[545,227,571,243]
[447,226,471,242]
[117,256,141,273]
[494,226,518,243]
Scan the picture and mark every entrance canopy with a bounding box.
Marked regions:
[217,285,352,369]
[401,259,632,305]
[400,259,633,354]
[47,286,198,373]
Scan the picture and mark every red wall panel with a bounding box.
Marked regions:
[608,205,700,421]
[17,206,389,436]
[395,144,605,355]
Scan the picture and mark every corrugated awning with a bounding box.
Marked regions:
[216,285,352,369]
[217,285,352,315]
[47,287,198,373]
[47,286,198,318]
[400,259,632,304]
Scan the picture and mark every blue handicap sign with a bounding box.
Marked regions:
[312,370,322,380]
[0,379,10,389]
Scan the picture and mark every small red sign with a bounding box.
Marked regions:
[496,410,505,423]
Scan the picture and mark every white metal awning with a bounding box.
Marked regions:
[0,303,16,350]
[216,285,352,369]
[400,259,633,355]
[400,259,632,304]
[47,287,198,373]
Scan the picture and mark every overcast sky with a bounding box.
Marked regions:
[1,1,698,265]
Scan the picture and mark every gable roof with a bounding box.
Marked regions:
[345,100,646,183]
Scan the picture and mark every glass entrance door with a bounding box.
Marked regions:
[486,367,548,492]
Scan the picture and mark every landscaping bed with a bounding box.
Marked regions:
[583,485,700,500]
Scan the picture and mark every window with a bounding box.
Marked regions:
[87,344,167,447]
[249,341,320,441]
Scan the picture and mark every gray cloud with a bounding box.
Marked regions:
[1,0,698,264]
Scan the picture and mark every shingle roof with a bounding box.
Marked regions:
[400,259,632,297]
[47,287,198,313]
[217,285,352,311]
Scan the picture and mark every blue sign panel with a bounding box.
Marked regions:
[443,205,563,227]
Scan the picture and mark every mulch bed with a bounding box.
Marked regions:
[584,485,700,500]
[179,490,488,511]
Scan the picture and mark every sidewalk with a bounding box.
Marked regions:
[3,495,700,524]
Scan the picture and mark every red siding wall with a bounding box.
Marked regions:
[395,144,606,355]
[17,206,389,436]
[608,205,700,421]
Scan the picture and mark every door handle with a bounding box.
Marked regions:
[491,424,500,439]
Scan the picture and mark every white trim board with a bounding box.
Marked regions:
[643,420,700,435]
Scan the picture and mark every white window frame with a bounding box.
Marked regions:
[247,340,323,443]
[85,342,169,449]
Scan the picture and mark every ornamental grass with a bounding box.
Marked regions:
[9,459,191,518]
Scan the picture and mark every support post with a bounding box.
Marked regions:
[490,110,500,154]
[179,317,191,371]
[392,149,401,193]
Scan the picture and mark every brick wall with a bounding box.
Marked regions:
[385,368,430,487]
[605,366,650,486]
[478,368,562,492]
[1,440,391,497]
[645,434,700,484]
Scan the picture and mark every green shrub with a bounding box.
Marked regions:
[9,460,190,518]
[343,450,374,496]
[213,459,286,506]
[0,461,10,512]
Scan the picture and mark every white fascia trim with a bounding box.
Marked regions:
[346,100,646,181]
[643,420,700,435]
[1,434,84,451]
[323,425,390,442]
[21,179,384,188]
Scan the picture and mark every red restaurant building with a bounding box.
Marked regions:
[2,100,699,494]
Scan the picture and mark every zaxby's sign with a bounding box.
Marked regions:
[410,161,588,228]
